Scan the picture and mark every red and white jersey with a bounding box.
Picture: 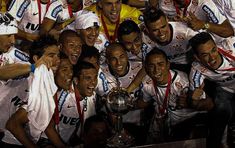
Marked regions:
[55,88,96,143]
[96,61,143,124]
[189,49,235,93]
[142,70,199,125]
[8,0,52,34]
[212,0,235,34]
[0,47,30,85]
[143,22,198,64]
[159,0,226,24]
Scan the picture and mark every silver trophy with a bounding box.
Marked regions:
[106,77,135,147]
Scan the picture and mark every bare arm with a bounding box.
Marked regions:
[40,18,56,36]
[16,30,40,42]
[126,67,146,93]
[45,119,66,148]
[185,12,234,37]
[6,108,38,148]
[0,63,31,80]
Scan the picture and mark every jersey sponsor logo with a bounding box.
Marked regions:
[60,114,80,125]
[15,50,29,62]
[33,12,38,16]
[99,72,109,92]
[16,0,30,18]
[11,96,23,107]
[175,81,183,90]
[7,0,16,11]
[138,15,144,22]
[202,5,219,24]
[219,74,235,83]
[26,22,40,31]
[104,41,110,47]
[176,35,185,41]
[51,4,63,19]
[58,90,69,112]
[192,70,202,88]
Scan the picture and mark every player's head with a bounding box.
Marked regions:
[144,8,171,44]
[118,20,142,55]
[74,61,98,97]
[59,30,82,65]
[29,35,61,74]
[75,10,100,46]
[0,15,17,53]
[106,43,129,77]
[189,32,222,70]
[145,47,170,85]
[98,0,121,23]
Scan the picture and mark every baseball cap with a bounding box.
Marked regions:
[75,10,100,30]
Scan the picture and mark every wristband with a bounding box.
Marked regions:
[30,64,35,73]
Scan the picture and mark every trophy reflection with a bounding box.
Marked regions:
[106,88,135,148]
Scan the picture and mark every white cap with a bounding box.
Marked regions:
[0,13,18,35]
[75,10,100,30]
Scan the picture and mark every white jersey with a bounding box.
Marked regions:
[127,42,152,62]
[212,0,235,34]
[8,0,52,34]
[56,88,96,143]
[142,70,199,125]
[45,0,76,23]
[0,47,30,84]
[189,48,235,93]
[143,22,198,64]
[160,0,226,24]
[96,61,143,124]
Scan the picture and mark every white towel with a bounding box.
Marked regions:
[26,65,57,141]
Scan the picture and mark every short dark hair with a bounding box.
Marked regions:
[58,29,80,45]
[143,8,166,27]
[189,32,215,55]
[29,35,58,63]
[117,20,140,42]
[79,45,100,62]
[106,43,126,59]
[145,47,168,65]
[73,61,97,78]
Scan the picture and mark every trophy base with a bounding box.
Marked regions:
[107,129,135,148]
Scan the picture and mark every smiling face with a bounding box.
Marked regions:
[0,34,15,53]
[99,0,121,23]
[107,45,128,77]
[195,40,222,70]
[77,68,98,97]
[42,45,61,74]
[79,26,100,46]
[121,32,142,55]
[146,53,170,85]
[147,16,171,44]
[62,36,82,65]
[55,59,73,90]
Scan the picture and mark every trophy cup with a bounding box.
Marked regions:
[106,85,135,148]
